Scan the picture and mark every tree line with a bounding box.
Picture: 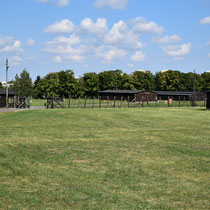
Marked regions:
[9,69,210,98]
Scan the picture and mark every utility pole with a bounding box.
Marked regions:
[193,69,196,93]
[6,59,9,108]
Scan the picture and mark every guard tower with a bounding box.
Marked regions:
[207,92,210,109]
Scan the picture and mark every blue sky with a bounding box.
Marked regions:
[0,0,210,81]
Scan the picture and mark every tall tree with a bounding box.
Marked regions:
[132,70,155,90]
[155,70,185,91]
[201,72,210,91]
[36,70,77,98]
[0,82,3,89]
[99,70,123,90]
[74,77,85,98]
[184,72,203,91]
[83,72,99,97]
[58,70,77,97]
[33,75,44,99]
[40,72,60,97]
[13,69,33,97]
[121,73,135,90]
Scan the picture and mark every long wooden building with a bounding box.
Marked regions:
[155,91,206,101]
[99,90,206,102]
[99,90,158,101]
[0,89,16,108]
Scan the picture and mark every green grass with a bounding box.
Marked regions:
[31,99,46,107]
[0,108,209,209]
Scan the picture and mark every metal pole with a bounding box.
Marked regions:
[193,69,196,93]
[6,59,9,108]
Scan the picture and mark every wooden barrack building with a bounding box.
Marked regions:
[99,90,158,102]
[0,89,16,108]
[155,91,206,101]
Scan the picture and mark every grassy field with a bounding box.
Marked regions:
[0,108,209,209]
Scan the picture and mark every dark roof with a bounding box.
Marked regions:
[0,89,15,95]
[155,91,195,96]
[99,90,154,94]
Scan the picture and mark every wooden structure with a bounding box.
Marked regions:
[16,97,31,109]
[99,90,157,102]
[0,89,15,108]
[155,91,206,101]
[207,91,210,109]
[46,98,64,109]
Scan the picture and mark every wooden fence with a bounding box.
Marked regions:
[46,96,207,109]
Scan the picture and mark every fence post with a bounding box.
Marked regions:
[127,96,130,108]
[107,96,109,108]
[63,96,65,108]
[84,96,87,108]
[120,96,122,108]
[168,96,170,107]
[78,96,80,108]
[92,96,95,108]
[179,96,180,107]
[206,92,210,109]
[114,96,116,108]
[45,96,48,109]
[99,96,101,108]
[68,96,71,108]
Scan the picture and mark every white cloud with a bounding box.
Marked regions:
[131,51,146,62]
[56,0,70,7]
[10,56,23,67]
[79,18,108,36]
[65,55,84,62]
[45,19,75,34]
[53,55,62,62]
[96,46,126,62]
[207,41,210,46]
[44,34,90,62]
[200,16,210,24]
[36,0,70,7]
[44,17,165,64]
[46,34,80,46]
[94,0,128,9]
[153,35,182,44]
[208,53,210,58]
[131,17,164,34]
[0,35,13,47]
[163,43,192,58]
[128,63,134,67]
[79,18,142,50]
[27,38,35,46]
[104,20,143,49]
[0,39,23,54]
